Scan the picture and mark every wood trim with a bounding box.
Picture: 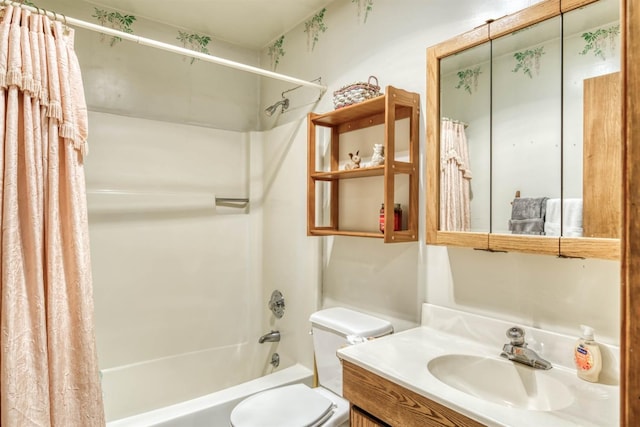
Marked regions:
[426,46,440,244]
[621,0,639,423]
[583,72,622,239]
[435,231,489,250]
[561,0,598,13]
[307,114,317,235]
[343,361,486,427]
[489,0,561,39]
[330,127,340,230]
[309,229,383,238]
[383,88,397,243]
[432,25,490,59]
[560,238,620,260]
[408,91,421,243]
[488,234,559,256]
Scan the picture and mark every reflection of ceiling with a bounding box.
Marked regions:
[82,0,333,50]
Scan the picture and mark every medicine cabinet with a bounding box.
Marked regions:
[426,0,620,259]
[307,86,420,243]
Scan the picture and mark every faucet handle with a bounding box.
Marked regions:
[506,326,525,346]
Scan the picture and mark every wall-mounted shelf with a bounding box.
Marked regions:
[307,86,420,243]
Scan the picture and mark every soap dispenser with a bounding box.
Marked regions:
[574,325,602,383]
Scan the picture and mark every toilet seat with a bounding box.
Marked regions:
[230,383,336,427]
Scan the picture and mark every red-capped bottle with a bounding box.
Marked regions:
[394,203,402,231]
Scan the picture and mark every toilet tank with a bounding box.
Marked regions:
[309,307,393,396]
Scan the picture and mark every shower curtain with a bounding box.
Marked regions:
[440,118,472,231]
[0,5,104,426]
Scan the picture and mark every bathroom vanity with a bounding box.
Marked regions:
[338,304,619,427]
[344,360,483,427]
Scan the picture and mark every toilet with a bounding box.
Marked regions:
[229,307,393,427]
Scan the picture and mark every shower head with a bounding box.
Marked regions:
[264,98,290,116]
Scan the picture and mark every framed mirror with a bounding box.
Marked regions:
[427,0,620,260]
[560,0,620,259]
[491,16,562,238]
[439,42,491,234]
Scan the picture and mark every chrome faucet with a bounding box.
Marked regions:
[258,330,280,344]
[500,326,552,370]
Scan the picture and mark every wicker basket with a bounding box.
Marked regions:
[333,76,381,109]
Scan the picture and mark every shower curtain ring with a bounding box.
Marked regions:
[62,13,70,34]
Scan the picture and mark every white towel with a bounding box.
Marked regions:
[563,199,583,228]
[544,198,583,237]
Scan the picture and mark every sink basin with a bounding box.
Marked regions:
[427,354,574,411]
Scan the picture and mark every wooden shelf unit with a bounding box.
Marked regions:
[307,86,420,243]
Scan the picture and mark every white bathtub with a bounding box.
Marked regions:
[107,364,313,427]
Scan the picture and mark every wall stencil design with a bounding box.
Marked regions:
[580,24,620,60]
[304,8,328,52]
[352,0,374,23]
[92,8,136,47]
[268,35,286,70]
[455,67,482,94]
[177,31,212,64]
[512,46,545,78]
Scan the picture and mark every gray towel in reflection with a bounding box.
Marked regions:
[509,218,545,235]
[510,197,549,220]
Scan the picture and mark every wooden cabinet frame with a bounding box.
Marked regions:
[307,86,420,243]
[621,0,638,424]
[426,0,620,260]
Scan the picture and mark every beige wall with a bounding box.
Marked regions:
[262,0,620,344]
[34,0,621,421]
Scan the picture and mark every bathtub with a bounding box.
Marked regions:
[107,364,313,427]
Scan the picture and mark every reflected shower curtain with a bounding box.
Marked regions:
[440,118,472,231]
[0,6,105,426]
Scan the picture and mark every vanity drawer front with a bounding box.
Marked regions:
[351,406,390,427]
[343,360,486,427]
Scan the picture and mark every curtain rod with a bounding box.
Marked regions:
[1,0,327,93]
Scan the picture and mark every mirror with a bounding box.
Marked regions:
[491,16,562,236]
[562,0,620,240]
[439,42,491,233]
[428,0,621,259]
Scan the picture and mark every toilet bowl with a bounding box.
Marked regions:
[229,307,393,427]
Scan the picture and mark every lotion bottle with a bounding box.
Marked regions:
[574,325,602,382]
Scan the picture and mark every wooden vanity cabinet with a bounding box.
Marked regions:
[343,360,485,427]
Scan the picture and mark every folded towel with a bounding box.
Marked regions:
[563,198,583,228]
[545,198,561,225]
[511,197,548,220]
[544,198,583,237]
[509,218,545,235]
[545,223,583,237]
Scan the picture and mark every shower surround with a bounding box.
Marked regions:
[86,112,317,420]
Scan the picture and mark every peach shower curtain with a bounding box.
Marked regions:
[440,118,472,231]
[0,5,104,426]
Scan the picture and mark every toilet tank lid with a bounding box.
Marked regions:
[310,307,393,338]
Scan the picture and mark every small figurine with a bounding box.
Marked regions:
[370,144,385,166]
[345,150,361,170]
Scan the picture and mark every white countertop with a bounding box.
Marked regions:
[337,304,619,427]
